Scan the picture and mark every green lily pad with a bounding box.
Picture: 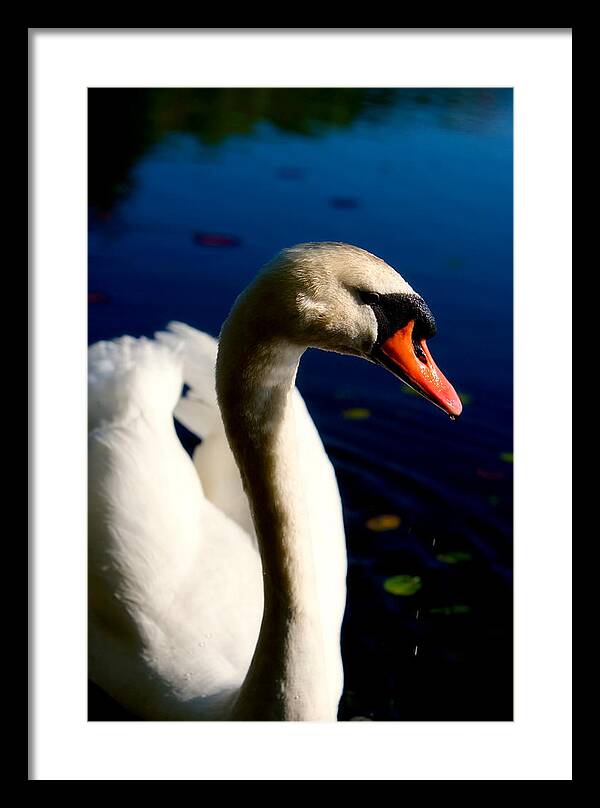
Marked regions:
[342,407,371,420]
[383,575,422,596]
[500,452,513,463]
[436,551,472,564]
[429,604,471,616]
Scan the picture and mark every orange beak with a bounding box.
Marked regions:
[376,320,462,418]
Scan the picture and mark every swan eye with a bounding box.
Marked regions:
[359,291,381,306]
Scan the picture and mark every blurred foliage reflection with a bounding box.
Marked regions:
[89,88,507,212]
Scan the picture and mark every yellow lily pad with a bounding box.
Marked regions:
[436,551,472,564]
[342,407,371,420]
[366,514,402,532]
[383,575,422,596]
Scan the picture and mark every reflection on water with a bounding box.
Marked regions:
[89,88,509,212]
[88,88,513,721]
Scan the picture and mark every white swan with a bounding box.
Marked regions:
[88,242,462,721]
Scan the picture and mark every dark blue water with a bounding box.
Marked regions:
[88,89,513,721]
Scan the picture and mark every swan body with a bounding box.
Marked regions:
[88,243,461,720]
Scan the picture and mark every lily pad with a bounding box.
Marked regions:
[330,197,359,209]
[342,407,370,420]
[383,575,422,596]
[88,291,110,305]
[366,514,402,532]
[436,551,472,564]
[429,604,471,615]
[477,468,504,480]
[193,231,242,247]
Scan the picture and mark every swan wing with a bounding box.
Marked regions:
[156,322,257,541]
[88,335,262,719]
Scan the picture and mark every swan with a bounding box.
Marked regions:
[88,242,462,721]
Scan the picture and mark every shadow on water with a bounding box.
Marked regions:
[88,88,513,721]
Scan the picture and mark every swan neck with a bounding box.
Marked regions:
[216,308,332,719]
[217,334,317,602]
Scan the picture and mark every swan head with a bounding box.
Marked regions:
[227,242,462,418]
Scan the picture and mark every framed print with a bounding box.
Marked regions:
[30,28,572,781]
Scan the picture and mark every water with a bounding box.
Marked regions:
[88,89,513,721]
